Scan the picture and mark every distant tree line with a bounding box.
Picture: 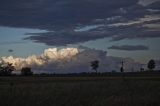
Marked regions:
[0,59,158,76]
[90,59,157,73]
[0,63,33,76]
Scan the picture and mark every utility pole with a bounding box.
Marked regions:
[120,60,124,72]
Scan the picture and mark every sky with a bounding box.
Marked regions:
[0,0,160,73]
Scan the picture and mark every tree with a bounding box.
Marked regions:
[0,63,15,76]
[91,60,99,73]
[21,67,33,76]
[147,59,156,71]
[5,63,15,75]
[0,64,4,76]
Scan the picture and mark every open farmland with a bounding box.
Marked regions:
[0,73,160,106]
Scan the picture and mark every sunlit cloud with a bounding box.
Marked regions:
[0,48,143,73]
[0,48,79,71]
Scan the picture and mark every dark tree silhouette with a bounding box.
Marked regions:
[91,60,99,73]
[21,67,33,76]
[0,63,15,76]
[0,64,4,76]
[147,59,156,71]
[6,63,15,75]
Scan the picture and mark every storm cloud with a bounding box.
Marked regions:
[108,45,149,51]
[0,0,160,46]
[0,0,138,29]
[24,30,109,46]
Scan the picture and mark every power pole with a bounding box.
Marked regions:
[120,60,124,72]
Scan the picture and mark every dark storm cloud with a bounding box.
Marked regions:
[147,1,160,10]
[0,0,160,46]
[25,19,160,46]
[108,45,149,51]
[0,0,138,29]
[24,30,109,46]
[110,27,160,41]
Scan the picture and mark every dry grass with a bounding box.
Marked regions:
[0,76,160,106]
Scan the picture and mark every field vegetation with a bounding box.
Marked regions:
[0,72,160,106]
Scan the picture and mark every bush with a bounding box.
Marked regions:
[21,67,33,76]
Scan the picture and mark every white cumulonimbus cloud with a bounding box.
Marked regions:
[0,47,143,73]
[0,48,78,72]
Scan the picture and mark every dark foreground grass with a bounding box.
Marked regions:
[0,76,160,106]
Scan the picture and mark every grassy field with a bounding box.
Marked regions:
[0,74,160,106]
